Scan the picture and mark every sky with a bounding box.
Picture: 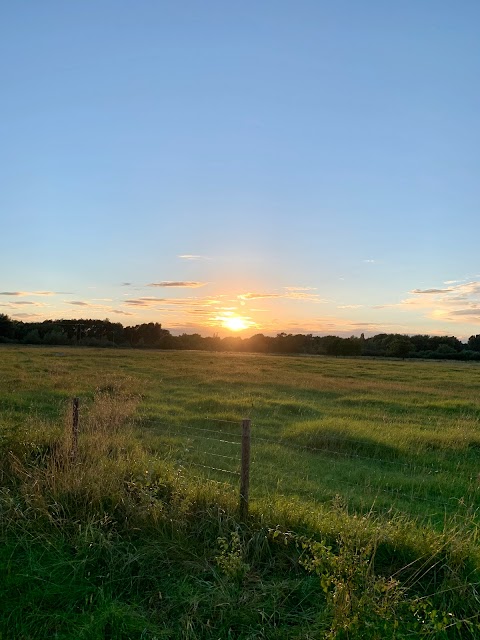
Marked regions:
[1,1,480,338]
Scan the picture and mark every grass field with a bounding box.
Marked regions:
[1,345,480,638]
[2,345,480,522]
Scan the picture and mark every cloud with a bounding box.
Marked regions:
[238,292,282,300]
[238,289,328,303]
[121,282,132,286]
[392,280,480,326]
[363,259,376,263]
[10,312,44,319]
[124,296,220,308]
[125,297,185,307]
[410,288,453,294]
[449,309,480,317]
[338,304,364,309]
[111,310,135,316]
[0,291,58,296]
[64,301,113,310]
[0,301,48,309]
[188,309,212,316]
[287,291,329,302]
[178,254,209,261]
[147,281,208,288]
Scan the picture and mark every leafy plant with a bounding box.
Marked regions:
[215,530,250,581]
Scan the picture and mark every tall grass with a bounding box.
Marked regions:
[1,373,480,638]
[2,346,480,636]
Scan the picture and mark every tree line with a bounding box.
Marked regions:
[1,314,480,360]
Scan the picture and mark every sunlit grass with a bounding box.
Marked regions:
[2,345,480,637]
[2,345,480,525]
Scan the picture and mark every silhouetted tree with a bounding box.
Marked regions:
[0,314,15,340]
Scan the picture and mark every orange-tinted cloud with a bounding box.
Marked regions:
[147,281,208,288]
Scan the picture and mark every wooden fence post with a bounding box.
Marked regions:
[71,397,79,461]
[239,418,251,520]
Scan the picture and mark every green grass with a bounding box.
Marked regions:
[1,345,480,637]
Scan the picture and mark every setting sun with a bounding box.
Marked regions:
[223,315,249,332]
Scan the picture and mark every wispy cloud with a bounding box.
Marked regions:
[10,312,45,319]
[65,300,113,310]
[238,292,282,300]
[0,301,49,309]
[0,291,59,296]
[147,281,208,288]
[124,296,220,308]
[238,288,328,303]
[178,254,209,261]
[410,288,453,294]
[287,291,329,302]
[449,309,480,317]
[363,259,376,264]
[390,280,480,326]
[125,297,183,307]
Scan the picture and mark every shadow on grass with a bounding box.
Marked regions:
[284,428,402,462]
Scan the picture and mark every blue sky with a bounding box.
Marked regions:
[1,1,480,337]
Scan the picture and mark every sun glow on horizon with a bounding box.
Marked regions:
[224,315,249,331]
[212,311,256,332]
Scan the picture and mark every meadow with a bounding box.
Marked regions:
[1,345,480,638]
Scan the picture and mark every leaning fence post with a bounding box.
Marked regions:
[71,397,79,461]
[239,418,251,520]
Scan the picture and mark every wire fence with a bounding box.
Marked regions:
[68,399,480,520]
[148,414,480,518]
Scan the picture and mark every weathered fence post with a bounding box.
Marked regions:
[71,397,79,461]
[239,418,251,520]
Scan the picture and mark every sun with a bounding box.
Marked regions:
[223,315,249,332]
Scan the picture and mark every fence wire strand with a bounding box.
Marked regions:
[150,417,477,515]
[155,420,242,444]
[176,459,240,476]
[251,433,451,476]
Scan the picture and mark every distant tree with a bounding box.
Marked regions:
[409,335,433,352]
[221,336,244,352]
[246,334,270,353]
[429,335,464,352]
[434,344,457,358]
[0,314,15,339]
[23,329,41,344]
[43,329,69,345]
[468,335,480,352]
[386,337,413,359]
